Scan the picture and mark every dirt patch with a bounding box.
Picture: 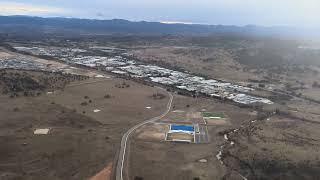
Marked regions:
[90,163,112,180]
[0,51,13,58]
[205,119,229,126]
[166,132,194,142]
[135,124,167,141]
[187,112,202,119]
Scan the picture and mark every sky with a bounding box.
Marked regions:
[0,0,319,27]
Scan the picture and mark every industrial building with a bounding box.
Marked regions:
[12,45,274,105]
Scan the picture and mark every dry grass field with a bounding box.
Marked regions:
[50,78,169,126]
[298,88,320,101]
[127,89,320,179]
[127,95,258,180]
[132,47,259,82]
[1,36,320,180]
[0,71,168,180]
[224,116,320,180]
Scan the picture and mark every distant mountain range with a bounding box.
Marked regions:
[0,15,318,39]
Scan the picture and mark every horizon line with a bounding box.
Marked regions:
[0,14,306,29]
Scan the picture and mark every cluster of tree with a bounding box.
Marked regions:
[0,69,89,97]
[104,94,111,98]
[81,96,93,106]
[151,93,166,100]
[0,72,45,95]
[268,93,292,102]
[115,81,130,88]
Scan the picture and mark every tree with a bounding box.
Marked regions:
[104,94,111,98]
[81,102,88,106]
[134,177,143,180]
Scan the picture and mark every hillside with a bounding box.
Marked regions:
[0,16,317,39]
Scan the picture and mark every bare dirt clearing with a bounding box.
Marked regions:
[135,123,168,141]
[90,163,113,180]
[166,132,194,142]
[0,51,13,58]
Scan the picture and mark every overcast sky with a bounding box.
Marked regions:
[0,0,319,27]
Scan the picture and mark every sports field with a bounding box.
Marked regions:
[202,112,225,119]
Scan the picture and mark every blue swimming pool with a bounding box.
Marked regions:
[171,125,194,132]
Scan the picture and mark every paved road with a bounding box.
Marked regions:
[115,88,173,180]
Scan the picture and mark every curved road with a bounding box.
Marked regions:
[115,88,173,180]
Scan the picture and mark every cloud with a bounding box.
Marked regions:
[0,2,66,16]
[96,12,104,17]
[160,21,199,25]
[0,0,319,27]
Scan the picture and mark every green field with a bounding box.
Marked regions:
[202,112,225,119]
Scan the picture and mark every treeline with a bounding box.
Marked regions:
[0,69,89,97]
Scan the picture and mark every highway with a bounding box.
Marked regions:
[115,88,173,180]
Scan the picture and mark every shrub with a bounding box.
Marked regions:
[134,177,143,180]
[81,102,88,106]
[104,94,111,98]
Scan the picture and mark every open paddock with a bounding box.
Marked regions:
[135,123,168,141]
[205,119,230,126]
